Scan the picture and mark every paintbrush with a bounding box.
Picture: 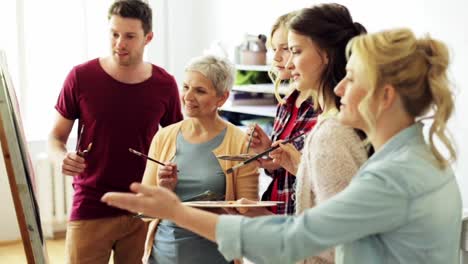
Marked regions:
[226,132,305,174]
[75,125,93,157]
[246,123,256,153]
[75,125,84,152]
[77,142,93,157]
[129,148,179,172]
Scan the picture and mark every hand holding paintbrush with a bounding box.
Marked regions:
[227,132,305,174]
[245,123,272,154]
[268,139,303,175]
[243,123,282,172]
[61,125,91,177]
[245,123,256,153]
[129,148,179,190]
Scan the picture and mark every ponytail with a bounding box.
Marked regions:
[348,28,456,168]
[418,37,456,167]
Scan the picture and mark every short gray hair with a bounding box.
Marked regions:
[185,55,235,96]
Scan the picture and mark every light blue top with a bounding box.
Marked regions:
[216,122,462,264]
[150,129,229,264]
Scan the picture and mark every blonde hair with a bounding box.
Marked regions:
[268,11,297,104]
[347,28,456,167]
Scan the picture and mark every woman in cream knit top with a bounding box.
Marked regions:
[295,117,368,264]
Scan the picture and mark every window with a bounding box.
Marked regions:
[1,0,113,141]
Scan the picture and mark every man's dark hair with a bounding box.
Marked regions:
[108,0,152,35]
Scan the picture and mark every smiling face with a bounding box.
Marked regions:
[182,71,228,118]
[109,15,152,66]
[334,53,370,131]
[286,31,327,91]
[271,25,292,80]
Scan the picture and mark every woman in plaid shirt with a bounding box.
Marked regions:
[246,11,318,215]
[247,5,368,217]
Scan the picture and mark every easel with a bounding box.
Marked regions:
[0,51,49,263]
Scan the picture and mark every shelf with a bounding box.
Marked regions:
[236,64,271,72]
[220,101,277,118]
[232,83,290,95]
[222,64,283,119]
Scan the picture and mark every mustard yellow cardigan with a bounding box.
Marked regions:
[141,120,259,263]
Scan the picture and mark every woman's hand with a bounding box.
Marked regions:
[256,157,281,172]
[102,183,182,220]
[158,162,178,191]
[104,183,220,242]
[246,124,272,154]
[223,198,274,217]
[269,141,301,175]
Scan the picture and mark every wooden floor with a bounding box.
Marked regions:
[0,239,253,264]
[0,239,114,264]
[0,239,65,263]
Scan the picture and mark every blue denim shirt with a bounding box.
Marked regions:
[216,122,462,264]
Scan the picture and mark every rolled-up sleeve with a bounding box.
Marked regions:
[215,172,408,264]
[216,215,244,261]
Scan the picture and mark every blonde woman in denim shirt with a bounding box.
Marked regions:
[102,28,462,264]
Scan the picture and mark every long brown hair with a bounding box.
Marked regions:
[289,3,366,110]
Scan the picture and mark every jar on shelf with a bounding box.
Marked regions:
[239,34,267,65]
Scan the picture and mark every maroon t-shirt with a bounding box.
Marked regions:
[55,58,183,220]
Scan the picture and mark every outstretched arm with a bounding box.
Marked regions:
[216,172,407,264]
[103,172,407,264]
[102,183,219,241]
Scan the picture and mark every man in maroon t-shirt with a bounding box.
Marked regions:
[48,1,183,263]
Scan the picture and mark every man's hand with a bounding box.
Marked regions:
[61,152,86,176]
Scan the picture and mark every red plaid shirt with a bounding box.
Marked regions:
[261,90,319,215]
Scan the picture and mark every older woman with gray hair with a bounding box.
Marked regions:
[140,55,259,264]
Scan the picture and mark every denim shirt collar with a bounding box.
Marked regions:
[360,122,424,170]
